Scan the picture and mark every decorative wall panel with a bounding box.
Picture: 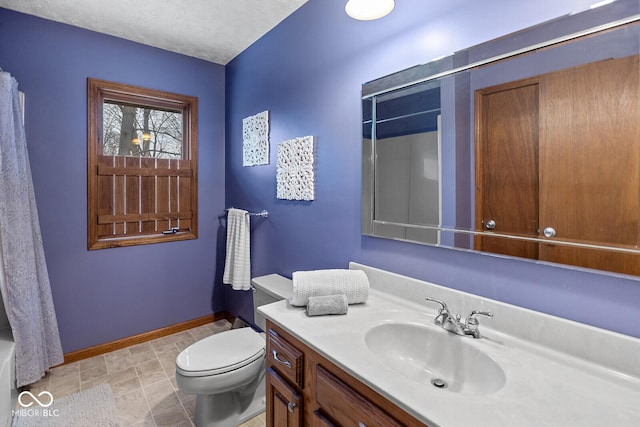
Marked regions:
[243,110,269,166]
[277,136,315,201]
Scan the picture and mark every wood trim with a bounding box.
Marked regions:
[97,211,192,224]
[97,165,193,177]
[90,231,197,250]
[89,78,195,111]
[60,311,234,365]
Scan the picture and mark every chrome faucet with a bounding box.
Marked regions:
[425,297,493,339]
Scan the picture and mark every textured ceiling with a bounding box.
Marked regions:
[0,0,309,64]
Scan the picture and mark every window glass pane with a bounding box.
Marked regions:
[102,101,184,159]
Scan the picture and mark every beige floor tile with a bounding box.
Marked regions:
[156,343,180,359]
[105,347,131,362]
[180,394,196,421]
[143,378,182,415]
[110,375,142,398]
[115,389,153,425]
[188,325,214,341]
[48,364,80,394]
[128,342,153,355]
[153,405,193,427]
[48,378,80,399]
[107,366,137,386]
[211,319,232,333]
[130,348,159,366]
[136,358,168,387]
[79,365,108,383]
[175,337,196,352]
[49,362,79,378]
[240,413,266,427]
[78,355,106,372]
[168,375,179,391]
[127,415,156,427]
[49,368,79,387]
[106,354,136,374]
[26,322,239,426]
[157,352,178,373]
[81,365,137,393]
[160,331,193,345]
[104,348,138,374]
[149,337,178,354]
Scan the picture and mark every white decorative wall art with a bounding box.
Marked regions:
[242,110,269,166]
[277,136,315,201]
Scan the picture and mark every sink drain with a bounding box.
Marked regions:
[431,378,448,389]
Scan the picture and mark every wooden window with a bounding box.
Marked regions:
[87,78,198,250]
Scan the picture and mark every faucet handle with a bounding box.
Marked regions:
[465,310,493,325]
[424,297,449,314]
[464,310,493,339]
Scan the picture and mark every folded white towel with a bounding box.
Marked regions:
[290,269,369,306]
[307,294,349,316]
[223,208,251,290]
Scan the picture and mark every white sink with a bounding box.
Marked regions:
[365,322,506,395]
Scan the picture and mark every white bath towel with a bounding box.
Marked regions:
[223,208,251,290]
[290,269,369,306]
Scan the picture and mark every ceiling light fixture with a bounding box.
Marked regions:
[345,0,395,21]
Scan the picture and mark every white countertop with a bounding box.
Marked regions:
[258,268,640,427]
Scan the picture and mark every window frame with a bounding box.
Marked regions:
[87,78,198,250]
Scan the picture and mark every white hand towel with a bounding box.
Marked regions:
[290,269,369,306]
[223,208,251,290]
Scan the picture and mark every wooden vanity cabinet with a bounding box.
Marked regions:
[266,320,427,427]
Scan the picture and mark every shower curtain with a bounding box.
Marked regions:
[0,71,63,387]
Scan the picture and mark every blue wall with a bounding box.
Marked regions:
[0,9,227,352]
[1,0,639,356]
[226,0,640,338]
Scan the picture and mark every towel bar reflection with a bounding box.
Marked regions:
[224,209,269,218]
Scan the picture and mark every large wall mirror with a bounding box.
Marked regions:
[362,0,640,276]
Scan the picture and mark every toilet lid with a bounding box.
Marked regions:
[176,327,265,377]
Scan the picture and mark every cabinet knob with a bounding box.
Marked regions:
[287,401,296,413]
[543,227,556,238]
[485,219,496,230]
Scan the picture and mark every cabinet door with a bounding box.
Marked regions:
[316,365,403,427]
[266,367,302,427]
[312,410,337,427]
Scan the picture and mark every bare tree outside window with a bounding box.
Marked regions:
[103,101,184,159]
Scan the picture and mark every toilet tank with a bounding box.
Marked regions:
[251,274,293,331]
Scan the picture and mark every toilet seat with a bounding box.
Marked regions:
[176,327,265,377]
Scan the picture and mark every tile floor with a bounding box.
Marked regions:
[25,319,266,427]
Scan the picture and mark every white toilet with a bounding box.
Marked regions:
[175,274,292,427]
